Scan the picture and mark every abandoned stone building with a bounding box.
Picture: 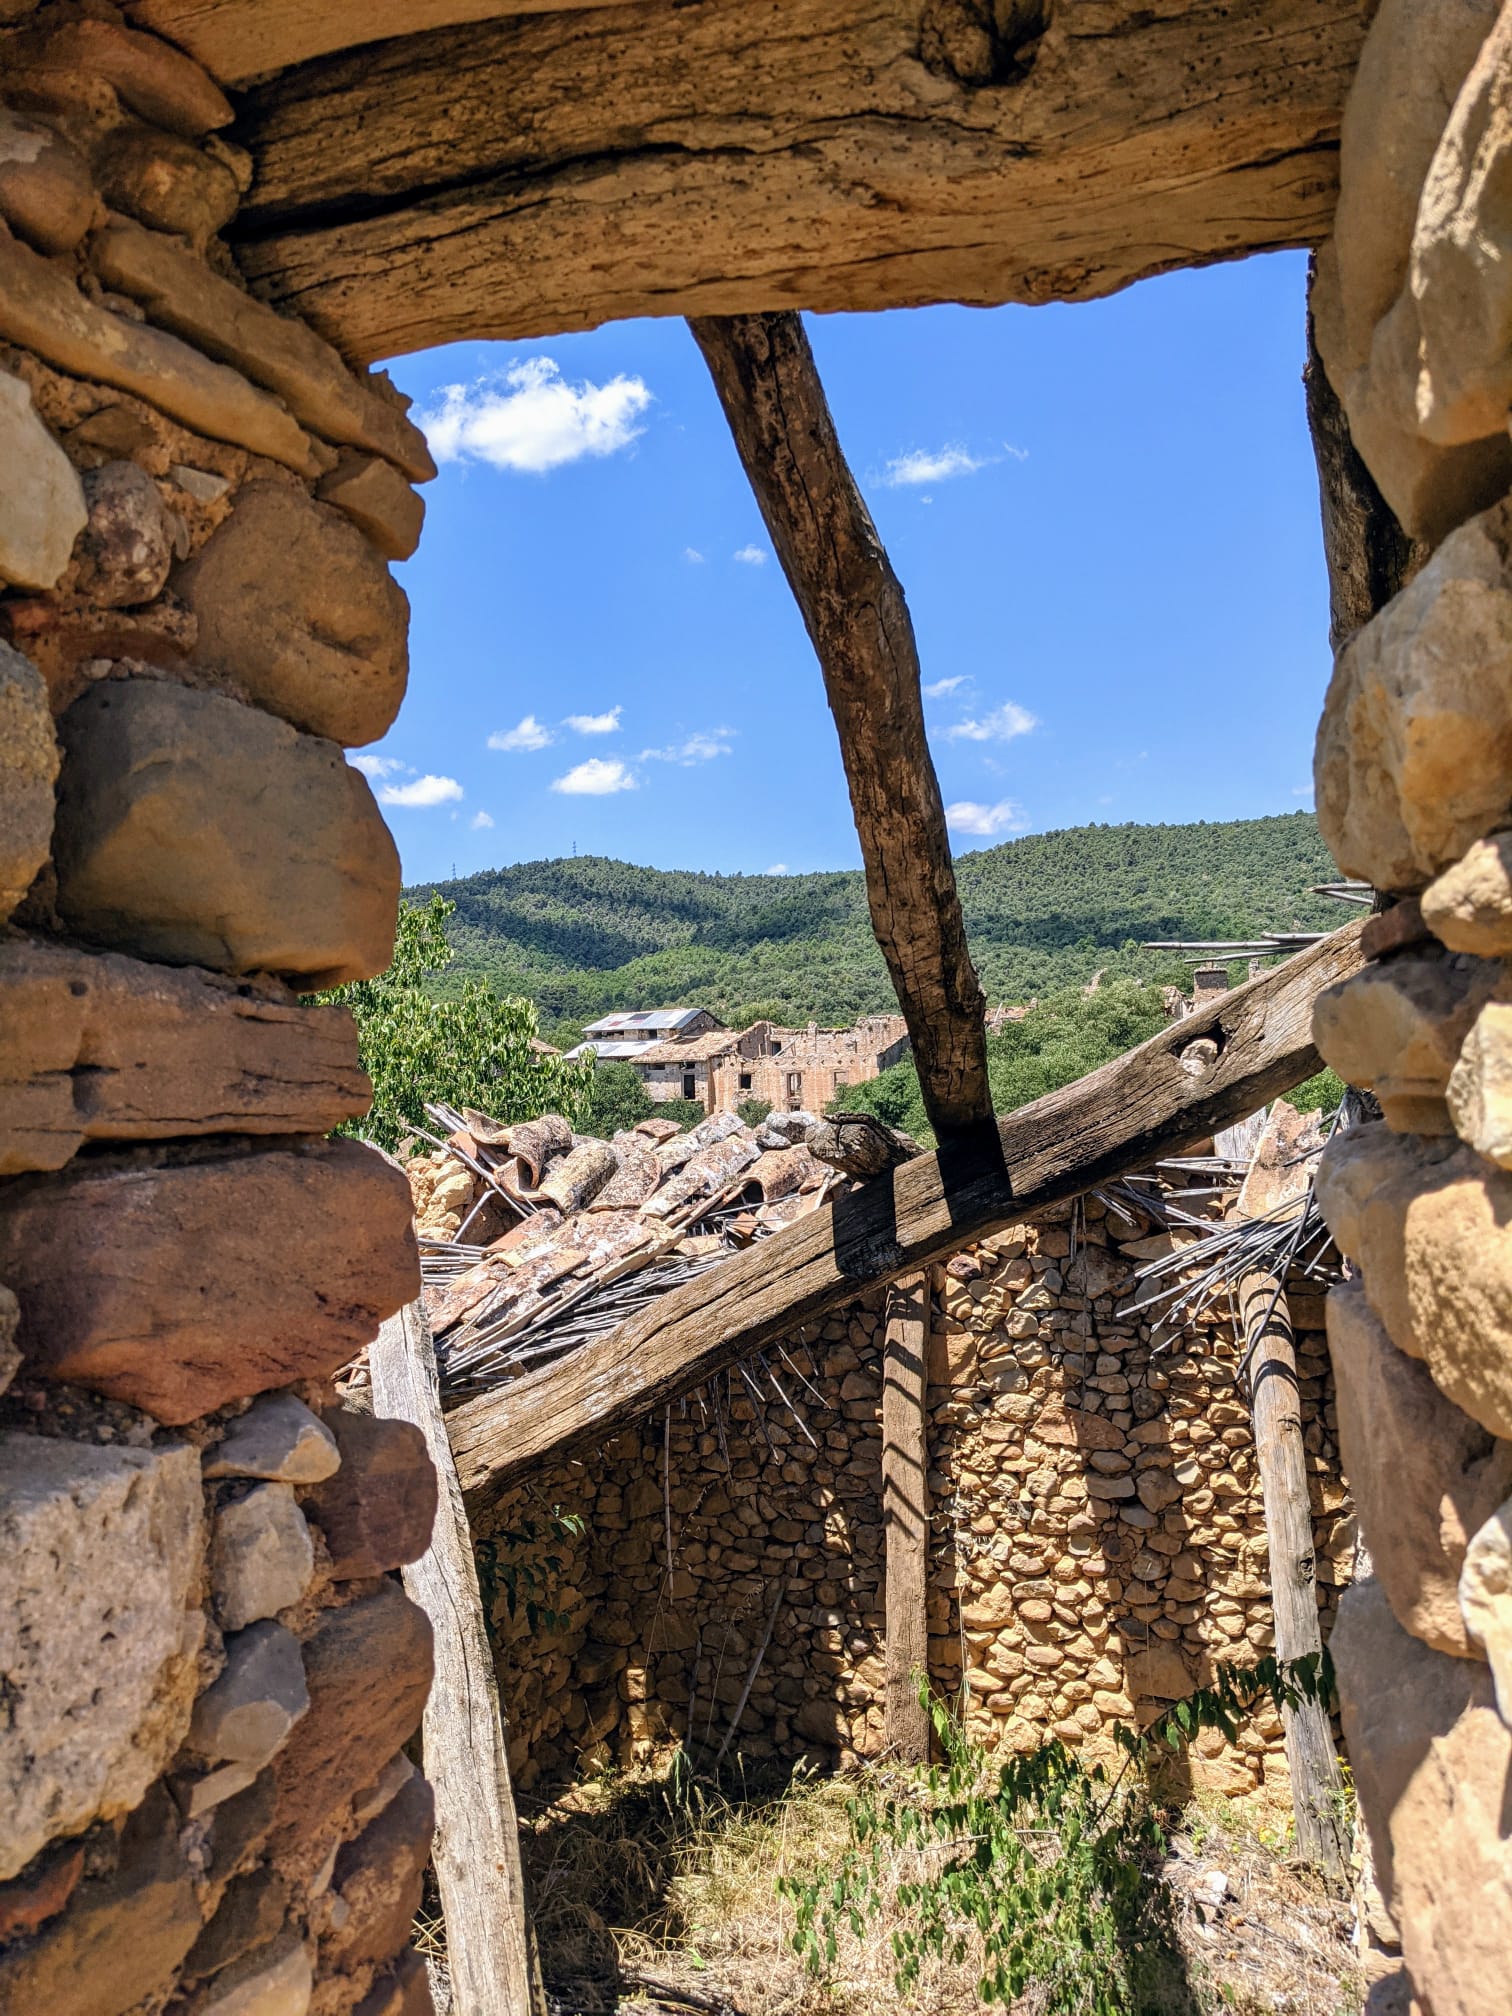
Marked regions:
[1,2,1511,2015]
[628,1012,912,1114]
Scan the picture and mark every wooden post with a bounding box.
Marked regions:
[369,1299,545,2016]
[882,1273,931,1762]
[1237,1269,1347,1874]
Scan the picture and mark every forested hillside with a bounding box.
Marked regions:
[409,813,1340,1041]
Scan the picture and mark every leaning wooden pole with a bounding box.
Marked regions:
[1237,1271,1347,1874]
[369,1299,545,2016]
[689,311,990,1142]
[882,1273,931,1762]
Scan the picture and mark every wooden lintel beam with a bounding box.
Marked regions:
[691,310,989,1140]
[448,921,1365,1509]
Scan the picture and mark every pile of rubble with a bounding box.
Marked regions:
[398,1108,845,1399]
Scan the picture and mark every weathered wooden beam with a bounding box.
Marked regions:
[369,1300,544,2016]
[229,0,1363,363]
[690,310,989,1140]
[882,1273,930,1764]
[449,921,1366,1509]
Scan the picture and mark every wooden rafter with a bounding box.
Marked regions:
[691,310,990,1140]
[448,921,1365,1508]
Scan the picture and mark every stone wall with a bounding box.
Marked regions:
[1307,3,1512,2008]
[480,1193,1348,1806]
[0,9,438,2012]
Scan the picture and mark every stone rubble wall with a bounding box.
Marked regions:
[479,1196,1347,1806]
[1309,3,1512,2009]
[0,8,438,2013]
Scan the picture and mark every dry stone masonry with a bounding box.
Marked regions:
[1309,3,1512,2007]
[0,7,438,2011]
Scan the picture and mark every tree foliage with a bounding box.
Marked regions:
[315,894,593,1151]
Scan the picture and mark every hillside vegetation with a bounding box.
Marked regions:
[409,813,1340,1043]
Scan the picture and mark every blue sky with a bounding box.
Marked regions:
[367,250,1328,886]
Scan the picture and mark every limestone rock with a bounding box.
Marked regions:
[1459,1496,1512,1719]
[1314,495,1512,888]
[187,1931,313,2016]
[25,17,234,136]
[175,481,410,745]
[204,1393,341,1486]
[1316,1122,1512,1437]
[0,1787,203,2016]
[0,106,97,252]
[352,1952,433,2016]
[1423,832,1512,952]
[304,1410,437,1579]
[72,459,174,608]
[0,1433,204,1880]
[1412,3,1512,446]
[92,223,437,482]
[190,1621,309,1767]
[0,231,317,475]
[1447,999,1512,1164]
[0,935,372,1177]
[1312,952,1503,1130]
[268,1583,433,1854]
[0,639,58,922]
[95,124,241,246]
[1125,1644,1191,1700]
[0,1136,420,1423]
[1361,896,1432,960]
[0,366,87,591]
[317,451,426,561]
[184,1868,289,1984]
[322,1773,435,1972]
[211,1483,316,1631]
[1328,1277,1512,1655]
[53,680,401,986]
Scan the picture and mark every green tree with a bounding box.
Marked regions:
[316,894,593,1152]
[582,1060,656,1136]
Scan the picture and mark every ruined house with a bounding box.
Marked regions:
[1,4,1510,2015]
[629,1013,912,1114]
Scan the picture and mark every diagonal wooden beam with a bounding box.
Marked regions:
[448,921,1365,1509]
[690,310,990,1140]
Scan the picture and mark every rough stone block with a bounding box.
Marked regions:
[1328,1277,1512,1656]
[317,450,426,561]
[304,1411,437,1579]
[53,680,400,987]
[1423,831,1512,953]
[0,936,372,1177]
[186,1930,313,2015]
[70,458,175,608]
[1125,1644,1191,1700]
[174,480,409,745]
[184,1867,289,1983]
[94,125,240,246]
[0,367,85,593]
[0,1785,203,2016]
[190,1621,309,1768]
[323,1773,435,1973]
[353,1951,433,2016]
[1446,998,1512,1165]
[0,1138,420,1423]
[1315,495,1512,888]
[204,1393,341,1485]
[23,16,234,136]
[0,1433,203,1881]
[0,106,97,253]
[0,640,57,923]
[211,1483,316,1631]
[268,1583,433,1854]
[1361,896,1431,960]
[1317,1122,1512,1438]
[0,1838,84,1944]
[1458,1496,1512,1719]
[1312,953,1502,1130]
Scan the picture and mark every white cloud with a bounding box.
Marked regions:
[945,799,1026,838]
[1002,442,1030,462]
[923,675,968,698]
[551,757,637,796]
[766,863,791,875]
[379,773,464,808]
[942,701,1039,744]
[419,356,652,475]
[488,715,554,752]
[684,546,706,564]
[882,445,988,487]
[640,729,734,766]
[564,706,622,736]
[471,809,495,829]
[352,753,405,779]
[733,544,768,565]
[1291,784,1314,799]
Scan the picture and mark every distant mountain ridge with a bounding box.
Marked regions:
[407,812,1340,1038]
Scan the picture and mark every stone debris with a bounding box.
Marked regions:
[204,1393,342,1486]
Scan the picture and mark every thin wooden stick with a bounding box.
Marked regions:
[711,1577,786,1769]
